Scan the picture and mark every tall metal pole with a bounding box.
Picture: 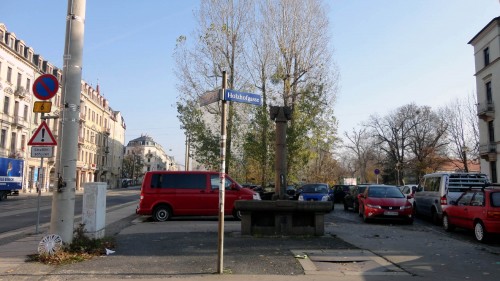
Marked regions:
[217,71,227,274]
[50,0,86,244]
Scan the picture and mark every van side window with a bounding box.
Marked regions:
[151,174,206,189]
[424,177,440,192]
[210,175,233,190]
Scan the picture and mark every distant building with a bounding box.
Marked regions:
[0,23,126,191]
[125,134,177,183]
[469,17,500,183]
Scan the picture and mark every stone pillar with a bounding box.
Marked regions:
[270,106,292,200]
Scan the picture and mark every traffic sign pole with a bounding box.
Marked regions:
[49,0,86,244]
[217,71,227,274]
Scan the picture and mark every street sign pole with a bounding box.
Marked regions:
[217,71,227,274]
[50,0,86,244]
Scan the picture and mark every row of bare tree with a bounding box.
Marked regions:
[342,95,479,185]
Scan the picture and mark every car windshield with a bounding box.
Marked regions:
[368,186,405,198]
[301,184,328,193]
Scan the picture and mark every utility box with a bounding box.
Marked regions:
[82,182,107,239]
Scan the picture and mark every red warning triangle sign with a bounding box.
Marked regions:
[28,121,57,146]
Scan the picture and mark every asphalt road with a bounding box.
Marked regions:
[0,187,140,244]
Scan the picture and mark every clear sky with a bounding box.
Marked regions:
[1,1,499,165]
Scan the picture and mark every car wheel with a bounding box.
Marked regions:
[406,217,414,225]
[474,221,488,243]
[153,205,172,222]
[232,209,242,220]
[442,214,455,232]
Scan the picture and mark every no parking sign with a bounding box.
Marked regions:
[32,74,59,100]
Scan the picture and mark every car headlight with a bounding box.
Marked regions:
[253,193,261,200]
[298,195,304,201]
[321,195,329,201]
[366,204,381,209]
[400,205,412,210]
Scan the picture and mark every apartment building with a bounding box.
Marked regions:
[0,23,126,191]
[469,17,500,183]
[124,134,177,183]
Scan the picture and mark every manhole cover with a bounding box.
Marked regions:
[292,249,410,276]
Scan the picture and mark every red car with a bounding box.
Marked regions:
[442,188,500,242]
[358,185,414,224]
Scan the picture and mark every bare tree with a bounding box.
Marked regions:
[343,127,377,183]
[443,93,479,172]
[407,105,448,180]
[175,0,253,173]
[366,104,448,184]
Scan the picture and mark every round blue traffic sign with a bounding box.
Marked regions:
[32,74,59,100]
[374,168,380,175]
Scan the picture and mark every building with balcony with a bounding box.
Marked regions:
[469,17,500,183]
[124,134,177,183]
[0,23,126,191]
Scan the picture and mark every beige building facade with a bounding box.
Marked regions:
[125,135,177,183]
[469,17,500,183]
[0,23,125,191]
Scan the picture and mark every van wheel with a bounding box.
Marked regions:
[153,205,172,222]
[232,209,242,220]
[442,214,454,232]
[474,221,488,243]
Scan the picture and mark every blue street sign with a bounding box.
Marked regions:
[224,89,262,106]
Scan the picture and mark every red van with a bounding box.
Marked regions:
[136,171,261,221]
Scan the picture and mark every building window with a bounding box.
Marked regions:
[26,78,31,92]
[21,135,26,151]
[0,129,6,149]
[484,47,490,66]
[10,132,16,152]
[23,105,28,120]
[0,62,2,78]
[488,121,495,142]
[17,73,22,89]
[3,96,9,114]
[490,161,497,183]
[7,67,12,83]
[486,81,492,103]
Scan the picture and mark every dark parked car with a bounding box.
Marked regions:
[343,184,369,212]
[333,185,351,203]
[286,185,298,200]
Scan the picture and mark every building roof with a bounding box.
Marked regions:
[468,16,500,45]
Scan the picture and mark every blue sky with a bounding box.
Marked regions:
[1,1,499,165]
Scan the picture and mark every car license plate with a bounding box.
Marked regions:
[384,211,398,216]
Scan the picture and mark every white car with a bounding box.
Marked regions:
[399,184,417,206]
